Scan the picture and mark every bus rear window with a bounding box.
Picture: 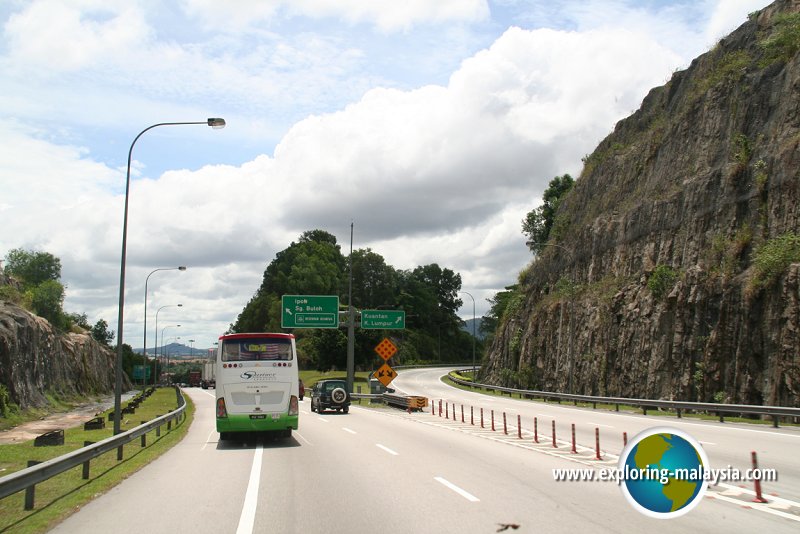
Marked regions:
[222,338,293,362]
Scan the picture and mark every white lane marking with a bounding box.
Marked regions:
[343,427,357,434]
[709,492,800,522]
[317,417,330,423]
[202,390,216,398]
[698,441,716,446]
[295,431,313,446]
[201,430,216,451]
[590,423,615,429]
[376,444,398,456]
[434,477,480,502]
[236,443,263,534]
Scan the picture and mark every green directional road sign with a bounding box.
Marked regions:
[361,310,406,330]
[281,295,339,328]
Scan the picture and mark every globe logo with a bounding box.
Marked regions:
[618,427,709,518]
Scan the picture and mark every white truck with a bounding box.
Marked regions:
[201,360,215,389]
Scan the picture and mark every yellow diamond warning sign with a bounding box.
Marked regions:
[374,338,397,361]
[374,363,397,387]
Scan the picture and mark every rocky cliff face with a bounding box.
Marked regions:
[483,0,800,407]
[0,301,124,410]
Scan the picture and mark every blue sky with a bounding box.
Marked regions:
[0,0,772,351]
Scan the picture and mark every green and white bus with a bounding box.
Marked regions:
[215,332,299,439]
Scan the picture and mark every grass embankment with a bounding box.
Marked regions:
[442,372,797,427]
[299,370,372,392]
[0,387,194,534]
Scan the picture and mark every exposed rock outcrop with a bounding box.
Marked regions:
[483,0,800,406]
[0,301,125,410]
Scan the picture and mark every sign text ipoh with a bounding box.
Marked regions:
[361,310,406,330]
[281,295,339,328]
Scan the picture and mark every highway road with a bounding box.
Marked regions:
[50,368,800,533]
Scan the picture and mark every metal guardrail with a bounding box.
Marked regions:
[0,386,187,503]
[393,363,473,370]
[382,393,428,411]
[448,370,800,427]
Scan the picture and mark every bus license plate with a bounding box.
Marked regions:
[250,414,266,420]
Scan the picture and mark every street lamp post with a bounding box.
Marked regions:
[164,337,180,385]
[143,267,186,389]
[114,118,224,435]
[525,240,576,393]
[161,326,180,384]
[459,291,477,376]
[153,304,182,386]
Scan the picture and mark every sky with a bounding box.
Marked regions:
[0,0,773,352]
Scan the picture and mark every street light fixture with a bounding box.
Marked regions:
[154,304,182,386]
[114,118,225,435]
[161,325,180,384]
[165,336,181,385]
[459,291,477,376]
[142,267,186,389]
[526,240,576,393]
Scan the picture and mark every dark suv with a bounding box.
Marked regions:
[310,379,350,414]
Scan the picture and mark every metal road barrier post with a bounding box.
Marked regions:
[571,424,577,454]
[0,387,187,508]
[751,451,769,503]
[447,370,800,427]
[595,428,602,460]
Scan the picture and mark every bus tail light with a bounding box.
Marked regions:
[217,398,228,418]
[289,395,298,416]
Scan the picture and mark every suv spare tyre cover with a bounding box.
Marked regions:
[331,387,347,404]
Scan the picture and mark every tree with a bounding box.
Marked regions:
[350,248,397,308]
[231,230,345,333]
[522,174,574,253]
[91,319,115,346]
[121,344,137,381]
[30,279,66,327]
[67,312,90,329]
[231,230,472,369]
[4,248,62,288]
[481,286,519,336]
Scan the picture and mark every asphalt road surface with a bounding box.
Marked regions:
[49,368,800,533]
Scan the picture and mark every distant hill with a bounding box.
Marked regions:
[134,342,213,358]
[461,318,486,340]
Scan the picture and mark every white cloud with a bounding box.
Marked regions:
[1,0,767,349]
[267,25,680,245]
[4,0,151,72]
[182,0,490,33]
[704,0,771,45]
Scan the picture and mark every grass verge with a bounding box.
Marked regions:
[0,387,194,534]
[299,371,373,392]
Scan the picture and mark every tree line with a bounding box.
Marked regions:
[230,230,480,371]
[1,249,114,343]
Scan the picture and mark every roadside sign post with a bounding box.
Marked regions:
[374,363,397,387]
[281,295,339,328]
[361,310,405,330]
[373,338,398,387]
